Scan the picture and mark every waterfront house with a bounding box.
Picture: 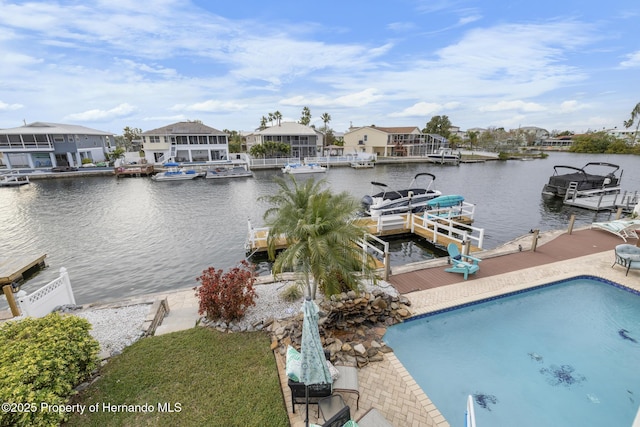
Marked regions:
[0,122,115,170]
[343,125,444,157]
[244,122,323,158]
[140,121,230,164]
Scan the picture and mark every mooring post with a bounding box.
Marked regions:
[615,207,623,220]
[384,251,390,281]
[531,229,540,252]
[2,285,21,317]
[567,214,576,235]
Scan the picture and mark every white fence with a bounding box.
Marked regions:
[17,267,76,318]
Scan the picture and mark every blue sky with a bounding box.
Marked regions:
[1,0,639,136]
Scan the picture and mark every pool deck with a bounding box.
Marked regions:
[286,226,640,427]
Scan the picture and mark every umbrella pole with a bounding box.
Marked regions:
[305,384,309,427]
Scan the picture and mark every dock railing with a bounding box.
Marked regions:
[359,233,390,280]
[412,210,485,249]
[16,267,76,318]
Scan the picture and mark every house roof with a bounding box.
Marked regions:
[142,121,225,135]
[0,122,114,136]
[345,125,421,135]
[251,122,320,136]
[373,126,421,134]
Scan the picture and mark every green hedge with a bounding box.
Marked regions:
[0,313,100,426]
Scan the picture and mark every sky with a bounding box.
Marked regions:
[1,0,639,136]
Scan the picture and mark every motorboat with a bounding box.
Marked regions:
[541,162,622,197]
[0,173,30,187]
[350,160,375,169]
[205,164,253,179]
[151,162,202,181]
[350,153,375,169]
[426,147,461,165]
[281,162,326,174]
[361,172,442,217]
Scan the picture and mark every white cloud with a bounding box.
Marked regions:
[281,89,382,108]
[390,101,460,117]
[619,51,640,68]
[480,100,546,112]
[64,103,136,121]
[172,100,247,112]
[0,100,24,111]
[559,100,588,113]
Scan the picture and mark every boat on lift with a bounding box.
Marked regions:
[541,162,622,197]
[281,162,327,174]
[361,173,441,217]
[426,147,461,165]
[0,173,30,187]
[205,164,253,179]
[152,162,203,181]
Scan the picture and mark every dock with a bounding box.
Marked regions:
[246,206,485,256]
[0,254,47,286]
[114,164,155,177]
[563,185,639,212]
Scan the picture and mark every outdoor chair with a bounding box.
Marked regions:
[444,242,481,280]
[356,407,393,427]
[613,244,640,276]
[332,365,360,410]
[592,219,640,242]
[318,395,351,426]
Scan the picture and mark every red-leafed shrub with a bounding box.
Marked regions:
[195,260,257,322]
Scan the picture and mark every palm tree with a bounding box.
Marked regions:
[261,176,377,299]
[321,112,331,134]
[274,110,283,126]
[300,106,311,126]
[624,102,640,145]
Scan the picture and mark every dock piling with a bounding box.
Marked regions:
[3,284,21,317]
[531,229,540,252]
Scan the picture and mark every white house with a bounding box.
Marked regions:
[245,122,323,158]
[140,121,230,164]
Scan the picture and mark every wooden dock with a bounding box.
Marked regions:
[115,164,155,177]
[562,183,639,212]
[0,254,47,286]
[246,211,485,255]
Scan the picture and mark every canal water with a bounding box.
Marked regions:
[1,152,638,305]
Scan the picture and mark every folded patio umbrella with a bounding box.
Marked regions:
[300,297,332,427]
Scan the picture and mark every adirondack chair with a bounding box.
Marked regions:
[444,243,481,280]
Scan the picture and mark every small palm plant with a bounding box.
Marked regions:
[261,176,377,299]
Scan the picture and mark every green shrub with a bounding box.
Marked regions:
[195,260,257,322]
[280,282,303,302]
[0,313,100,427]
[81,158,93,165]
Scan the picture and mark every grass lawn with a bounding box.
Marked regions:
[64,327,289,427]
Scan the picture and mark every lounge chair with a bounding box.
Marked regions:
[357,407,393,427]
[444,242,481,280]
[591,219,640,242]
[318,395,351,427]
[333,365,360,410]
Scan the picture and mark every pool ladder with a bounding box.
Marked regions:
[465,395,477,427]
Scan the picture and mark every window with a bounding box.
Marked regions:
[364,135,368,141]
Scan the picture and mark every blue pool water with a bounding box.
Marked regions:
[383,276,640,427]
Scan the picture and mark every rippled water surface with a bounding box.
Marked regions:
[1,152,638,304]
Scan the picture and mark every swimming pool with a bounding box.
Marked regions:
[383,276,640,427]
